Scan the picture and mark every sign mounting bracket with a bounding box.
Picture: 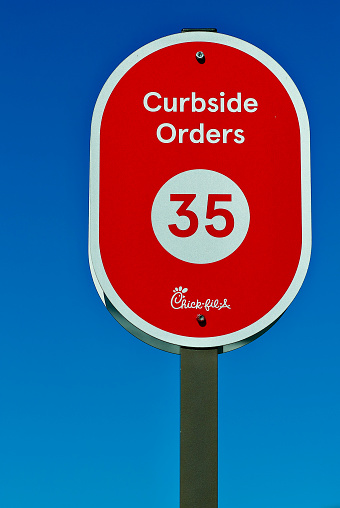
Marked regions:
[181,28,217,32]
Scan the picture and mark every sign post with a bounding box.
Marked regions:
[89,29,311,506]
[180,347,218,508]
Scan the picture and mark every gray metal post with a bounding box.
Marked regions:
[180,347,218,508]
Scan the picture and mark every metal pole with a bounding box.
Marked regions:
[180,347,218,508]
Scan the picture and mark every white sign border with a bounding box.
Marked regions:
[89,32,311,354]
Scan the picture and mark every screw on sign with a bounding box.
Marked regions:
[89,31,311,354]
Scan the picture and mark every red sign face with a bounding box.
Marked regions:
[89,32,311,353]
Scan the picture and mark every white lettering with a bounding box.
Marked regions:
[164,97,177,112]
[234,129,245,144]
[179,97,190,112]
[178,128,189,143]
[207,98,218,112]
[244,98,258,112]
[144,92,258,114]
[206,129,220,143]
[220,92,225,112]
[227,93,242,112]
[157,123,176,143]
[222,128,233,143]
[189,123,204,143]
[143,92,161,112]
[192,92,206,112]
[171,291,184,309]
[170,288,231,311]
[156,124,245,144]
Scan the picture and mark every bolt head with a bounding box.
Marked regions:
[196,314,206,327]
[196,51,205,61]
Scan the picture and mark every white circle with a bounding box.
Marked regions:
[151,169,250,264]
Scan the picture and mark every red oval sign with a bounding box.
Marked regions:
[89,32,311,353]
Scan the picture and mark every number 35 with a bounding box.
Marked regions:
[168,194,234,238]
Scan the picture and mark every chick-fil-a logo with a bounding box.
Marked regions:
[171,286,231,311]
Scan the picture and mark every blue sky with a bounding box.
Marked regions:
[0,1,339,507]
